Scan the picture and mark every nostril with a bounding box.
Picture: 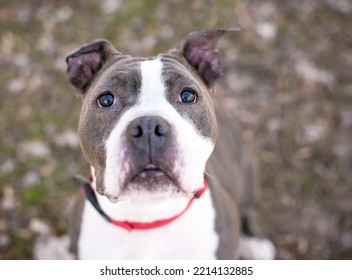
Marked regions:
[154,124,166,137]
[128,116,170,146]
[131,125,143,138]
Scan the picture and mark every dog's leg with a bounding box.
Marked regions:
[208,115,276,259]
[237,154,276,260]
[239,209,276,259]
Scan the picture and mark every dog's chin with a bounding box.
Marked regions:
[105,165,192,203]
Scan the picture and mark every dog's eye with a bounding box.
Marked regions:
[97,92,114,107]
[179,89,197,104]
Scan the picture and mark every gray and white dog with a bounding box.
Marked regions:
[65,29,275,259]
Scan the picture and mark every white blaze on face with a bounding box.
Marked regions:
[104,58,214,199]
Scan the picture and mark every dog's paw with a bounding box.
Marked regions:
[239,236,276,260]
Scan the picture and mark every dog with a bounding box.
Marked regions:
[65,29,275,259]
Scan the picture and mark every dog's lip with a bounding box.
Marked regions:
[136,164,166,178]
[127,163,180,187]
[106,164,192,202]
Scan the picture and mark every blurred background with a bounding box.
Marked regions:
[0,0,351,259]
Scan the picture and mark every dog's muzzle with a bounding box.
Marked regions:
[127,116,171,151]
[122,116,181,191]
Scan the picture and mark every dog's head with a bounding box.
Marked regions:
[66,29,234,202]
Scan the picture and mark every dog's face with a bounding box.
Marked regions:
[66,29,231,202]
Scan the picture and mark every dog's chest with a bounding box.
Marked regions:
[78,190,219,259]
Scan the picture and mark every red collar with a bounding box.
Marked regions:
[82,178,208,232]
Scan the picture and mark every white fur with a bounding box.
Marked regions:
[104,58,214,199]
[78,169,219,259]
[239,236,276,260]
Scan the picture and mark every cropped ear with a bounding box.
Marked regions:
[66,40,119,95]
[177,28,240,86]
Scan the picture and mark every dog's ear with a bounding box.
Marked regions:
[66,40,119,95]
[176,29,239,87]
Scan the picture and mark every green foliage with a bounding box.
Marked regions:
[22,184,49,206]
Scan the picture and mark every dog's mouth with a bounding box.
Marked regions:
[135,164,167,179]
[121,163,183,196]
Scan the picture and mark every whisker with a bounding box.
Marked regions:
[204,171,218,183]
[73,174,91,185]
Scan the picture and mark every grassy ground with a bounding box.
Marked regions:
[0,0,351,259]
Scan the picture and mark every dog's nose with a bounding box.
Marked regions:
[127,116,171,149]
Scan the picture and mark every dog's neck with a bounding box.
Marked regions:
[90,167,194,223]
